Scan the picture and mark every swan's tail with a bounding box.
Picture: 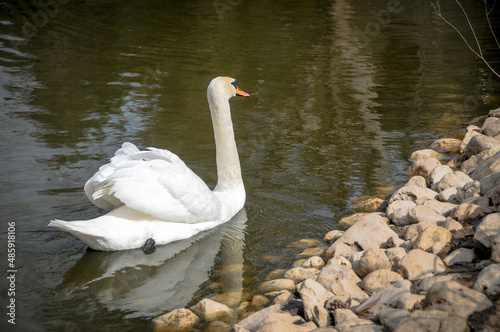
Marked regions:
[49,219,113,251]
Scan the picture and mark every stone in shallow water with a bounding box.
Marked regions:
[431,138,462,153]
[259,279,296,292]
[152,308,199,332]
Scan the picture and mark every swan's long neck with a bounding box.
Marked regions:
[208,93,243,192]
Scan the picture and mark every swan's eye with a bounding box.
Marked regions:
[231,80,238,89]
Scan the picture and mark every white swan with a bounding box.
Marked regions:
[50,77,249,251]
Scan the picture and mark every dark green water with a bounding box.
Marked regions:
[0,0,499,330]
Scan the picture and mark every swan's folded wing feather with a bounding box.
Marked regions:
[84,143,219,223]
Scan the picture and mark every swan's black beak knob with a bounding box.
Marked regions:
[142,238,156,255]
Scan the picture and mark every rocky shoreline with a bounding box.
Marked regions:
[152,108,500,332]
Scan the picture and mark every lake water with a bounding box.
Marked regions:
[1,0,499,330]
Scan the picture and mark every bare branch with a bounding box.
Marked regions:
[431,0,500,79]
[484,0,500,49]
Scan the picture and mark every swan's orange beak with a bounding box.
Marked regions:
[236,86,250,97]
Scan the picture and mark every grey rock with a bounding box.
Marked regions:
[461,148,500,175]
[418,273,475,292]
[474,213,500,258]
[443,248,475,266]
[459,125,481,154]
[408,158,442,179]
[424,281,492,318]
[395,293,425,310]
[473,263,500,297]
[482,116,500,137]
[354,280,412,315]
[466,134,500,157]
[376,308,410,331]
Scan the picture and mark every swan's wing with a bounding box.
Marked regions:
[84,142,219,223]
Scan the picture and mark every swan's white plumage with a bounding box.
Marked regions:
[50,77,248,251]
[84,143,221,223]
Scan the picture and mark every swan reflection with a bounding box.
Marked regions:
[58,209,247,318]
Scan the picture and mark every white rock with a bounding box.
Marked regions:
[404,175,428,188]
[328,279,370,304]
[407,205,447,225]
[338,212,371,227]
[329,255,352,268]
[437,187,460,204]
[422,199,457,217]
[376,308,410,331]
[260,279,296,292]
[325,213,403,260]
[418,273,475,292]
[361,269,404,293]
[409,149,440,162]
[411,225,452,254]
[284,267,318,283]
[389,186,438,205]
[301,256,326,269]
[473,263,500,296]
[435,171,473,192]
[385,247,407,266]
[354,280,412,315]
[408,158,442,179]
[152,308,200,331]
[397,249,447,281]
[353,249,392,278]
[429,165,453,188]
[317,260,362,291]
[474,213,500,257]
[441,217,463,232]
[459,125,481,154]
[492,233,500,263]
[273,290,295,305]
[190,299,234,322]
[424,281,492,318]
[386,200,416,226]
[298,279,332,327]
[324,230,344,244]
[431,138,462,153]
[395,293,424,310]
[471,150,500,186]
[443,248,475,266]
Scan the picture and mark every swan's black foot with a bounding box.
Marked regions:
[142,238,156,255]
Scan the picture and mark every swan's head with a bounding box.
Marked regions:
[208,77,250,101]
